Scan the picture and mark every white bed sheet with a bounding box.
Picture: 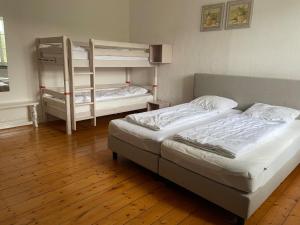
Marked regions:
[72,47,149,61]
[75,86,149,103]
[75,94,152,114]
[161,120,300,193]
[109,110,240,154]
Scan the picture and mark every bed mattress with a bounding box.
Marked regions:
[76,94,152,114]
[72,47,149,61]
[161,120,300,193]
[75,86,149,103]
[109,110,240,155]
[44,94,153,116]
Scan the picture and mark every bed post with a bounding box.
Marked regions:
[112,152,118,160]
[125,68,131,85]
[236,216,245,225]
[89,39,97,127]
[153,65,158,101]
[36,38,46,123]
[67,39,77,131]
[62,36,72,135]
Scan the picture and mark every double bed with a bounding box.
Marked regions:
[108,73,300,224]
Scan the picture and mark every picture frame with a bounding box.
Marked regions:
[225,0,254,30]
[200,3,225,32]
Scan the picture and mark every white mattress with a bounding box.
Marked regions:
[76,94,152,114]
[75,86,149,103]
[44,94,153,117]
[109,110,240,155]
[161,120,300,193]
[72,47,149,61]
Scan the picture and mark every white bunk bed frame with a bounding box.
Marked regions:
[36,36,161,135]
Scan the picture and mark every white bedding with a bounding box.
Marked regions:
[126,103,229,131]
[44,94,153,118]
[72,47,149,61]
[161,120,300,192]
[109,110,241,154]
[174,114,288,158]
[75,85,148,103]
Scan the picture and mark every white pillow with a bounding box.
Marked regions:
[243,103,300,123]
[190,95,238,111]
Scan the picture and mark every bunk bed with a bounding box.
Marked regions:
[36,36,171,134]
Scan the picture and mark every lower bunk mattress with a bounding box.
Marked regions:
[161,120,300,193]
[44,94,153,120]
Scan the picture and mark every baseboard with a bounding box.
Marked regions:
[0,120,33,129]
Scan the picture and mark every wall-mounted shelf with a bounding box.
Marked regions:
[150,44,172,64]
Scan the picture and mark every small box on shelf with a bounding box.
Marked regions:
[147,100,170,111]
[150,44,172,64]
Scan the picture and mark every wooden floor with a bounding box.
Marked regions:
[0,116,300,225]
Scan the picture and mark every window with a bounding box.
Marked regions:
[0,17,7,66]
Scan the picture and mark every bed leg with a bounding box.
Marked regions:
[236,216,245,225]
[112,152,118,160]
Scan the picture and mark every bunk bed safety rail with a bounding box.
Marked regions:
[80,39,152,68]
[93,39,149,50]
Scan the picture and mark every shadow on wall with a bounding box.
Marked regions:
[182,74,195,102]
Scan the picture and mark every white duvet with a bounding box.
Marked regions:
[174,114,288,158]
[75,85,148,103]
[126,103,222,131]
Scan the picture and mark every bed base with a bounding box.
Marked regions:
[159,153,300,222]
[108,134,300,223]
[108,135,159,173]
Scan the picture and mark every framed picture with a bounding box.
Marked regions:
[225,0,254,30]
[200,3,225,32]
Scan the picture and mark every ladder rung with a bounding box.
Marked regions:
[75,115,94,121]
[74,72,94,75]
[74,87,94,92]
[75,102,95,107]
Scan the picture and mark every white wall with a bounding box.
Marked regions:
[1,0,300,128]
[0,0,130,126]
[130,0,300,104]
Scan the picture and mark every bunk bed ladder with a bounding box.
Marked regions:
[68,39,97,131]
[89,39,97,127]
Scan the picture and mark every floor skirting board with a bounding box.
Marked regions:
[0,120,33,129]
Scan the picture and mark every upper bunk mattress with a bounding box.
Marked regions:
[161,120,300,193]
[109,110,240,155]
[72,46,149,61]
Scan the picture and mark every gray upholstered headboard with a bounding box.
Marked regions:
[194,73,300,110]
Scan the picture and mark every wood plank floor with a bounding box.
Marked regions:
[0,115,300,225]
